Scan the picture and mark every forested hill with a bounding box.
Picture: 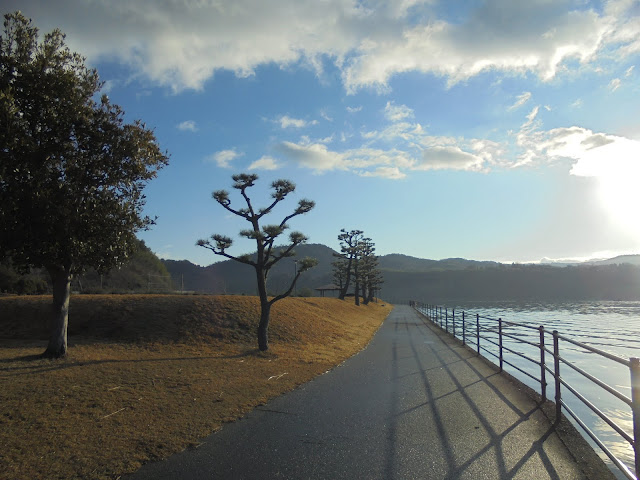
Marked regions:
[163,244,337,295]
[1,240,171,294]
[162,245,640,302]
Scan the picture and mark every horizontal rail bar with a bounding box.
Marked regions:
[503,358,540,384]
[554,332,631,367]
[559,376,634,445]
[481,336,500,349]
[557,354,633,407]
[561,400,637,480]
[502,320,540,331]
[501,344,540,366]
[479,346,499,361]
[500,331,540,348]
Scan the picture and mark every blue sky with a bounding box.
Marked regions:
[8,0,640,265]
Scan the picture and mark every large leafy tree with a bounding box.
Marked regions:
[0,12,169,357]
[197,173,317,351]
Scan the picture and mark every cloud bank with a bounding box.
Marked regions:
[8,0,639,93]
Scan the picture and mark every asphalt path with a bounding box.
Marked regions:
[127,305,612,479]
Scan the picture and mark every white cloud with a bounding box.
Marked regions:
[248,155,281,171]
[519,106,541,134]
[320,109,333,122]
[177,120,198,132]
[625,65,635,76]
[277,141,347,172]
[276,140,416,178]
[208,149,242,168]
[508,92,532,111]
[571,98,583,108]
[360,166,406,179]
[384,101,414,122]
[414,146,484,171]
[277,115,318,129]
[11,0,636,93]
[341,3,611,92]
[101,79,116,94]
[346,106,362,113]
[609,78,622,91]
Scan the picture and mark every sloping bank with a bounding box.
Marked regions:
[0,294,392,480]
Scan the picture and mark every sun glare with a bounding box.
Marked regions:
[570,136,640,240]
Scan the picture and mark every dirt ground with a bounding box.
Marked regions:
[0,294,392,479]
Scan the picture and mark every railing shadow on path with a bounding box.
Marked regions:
[382,307,613,480]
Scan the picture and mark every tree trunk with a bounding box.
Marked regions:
[255,264,271,351]
[339,258,353,300]
[257,301,271,351]
[44,265,72,358]
[354,261,360,306]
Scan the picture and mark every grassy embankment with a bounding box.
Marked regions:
[0,294,392,479]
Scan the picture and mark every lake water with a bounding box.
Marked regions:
[424,301,640,479]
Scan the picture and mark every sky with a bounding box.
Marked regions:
[6,0,640,265]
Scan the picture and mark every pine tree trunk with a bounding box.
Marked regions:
[255,264,272,351]
[44,265,72,358]
[257,301,271,351]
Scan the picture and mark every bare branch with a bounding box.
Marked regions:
[279,199,315,228]
[269,256,318,305]
[212,190,247,218]
[196,235,255,266]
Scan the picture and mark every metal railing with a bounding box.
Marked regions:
[411,301,640,480]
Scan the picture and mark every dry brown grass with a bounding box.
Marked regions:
[0,295,392,480]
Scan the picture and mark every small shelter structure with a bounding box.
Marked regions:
[315,283,341,298]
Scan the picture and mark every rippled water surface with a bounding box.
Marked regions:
[435,301,640,479]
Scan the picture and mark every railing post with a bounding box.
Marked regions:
[452,309,456,338]
[439,307,443,328]
[539,325,546,402]
[445,308,448,333]
[498,318,503,372]
[630,357,640,478]
[553,330,562,423]
[462,311,466,345]
[476,314,480,355]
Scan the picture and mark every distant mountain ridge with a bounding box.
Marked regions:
[589,255,640,266]
[161,245,640,302]
[379,254,500,272]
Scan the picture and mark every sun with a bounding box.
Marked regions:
[569,135,640,242]
[597,174,640,238]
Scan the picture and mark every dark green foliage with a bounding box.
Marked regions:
[164,243,335,295]
[74,239,172,293]
[0,260,48,294]
[331,229,383,305]
[0,12,169,277]
[296,287,314,297]
[0,12,168,357]
[0,240,171,294]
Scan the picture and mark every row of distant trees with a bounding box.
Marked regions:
[332,229,383,305]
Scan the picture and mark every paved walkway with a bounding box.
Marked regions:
[127,305,612,479]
